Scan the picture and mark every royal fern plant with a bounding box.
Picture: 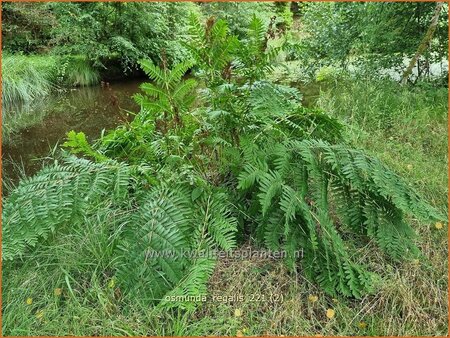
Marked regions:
[133,59,197,133]
[3,155,237,309]
[186,13,240,86]
[235,137,444,297]
[2,14,446,310]
[234,15,280,83]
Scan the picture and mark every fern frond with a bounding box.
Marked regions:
[2,158,136,261]
[140,82,168,99]
[247,14,266,44]
[258,170,283,216]
[139,59,166,86]
[173,78,198,110]
[159,258,216,311]
[236,138,444,298]
[195,191,238,251]
[187,13,207,46]
[168,60,194,85]
[116,184,192,297]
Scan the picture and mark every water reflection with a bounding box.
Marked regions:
[2,80,142,186]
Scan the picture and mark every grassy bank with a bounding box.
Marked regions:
[2,54,100,143]
[317,78,448,208]
[2,54,100,106]
[2,54,57,106]
[2,77,447,336]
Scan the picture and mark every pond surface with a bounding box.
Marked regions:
[2,80,142,187]
[2,78,320,190]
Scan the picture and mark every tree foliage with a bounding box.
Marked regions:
[298,2,448,79]
[2,2,198,71]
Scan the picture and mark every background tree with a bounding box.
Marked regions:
[401,2,445,84]
[298,2,448,80]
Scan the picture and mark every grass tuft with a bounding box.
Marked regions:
[61,56,100,87]
[2,54,58,106]
[2,54,100,107]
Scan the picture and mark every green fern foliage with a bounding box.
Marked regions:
[115,185,193,303]
[186,13,240,85]
[63,130,109,161]
[3,156,238,306]
[242,81,343,142]
[2,157,135,261]
[236,138,444,297]
[3,14,445,311]
[133,59,197,132]
[116,185,237,306]
[234,15,280,82]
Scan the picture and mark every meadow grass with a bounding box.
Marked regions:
[2,77,448,336]
[316,77,448,208]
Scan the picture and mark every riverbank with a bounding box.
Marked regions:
[2,54,101,105]
[2,53,148,144]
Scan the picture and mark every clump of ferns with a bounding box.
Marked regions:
[3,13,447,310]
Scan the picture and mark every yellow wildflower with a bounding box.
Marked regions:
[54,288,62,296]
[26,298,33,305]
[308,294,318,303]
[358,321,367,329]
[435,222,443,229]
[234,308,242,317]
[326,308,335,319]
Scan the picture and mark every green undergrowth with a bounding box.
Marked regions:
[2,15,448,337]
[316,77,448,209]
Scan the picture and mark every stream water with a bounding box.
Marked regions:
[2,80,142,187]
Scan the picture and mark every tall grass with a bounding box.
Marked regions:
[316,77,448,208]
[2,54,58,106]
[60,55,100,87]
[2,54,100,107]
